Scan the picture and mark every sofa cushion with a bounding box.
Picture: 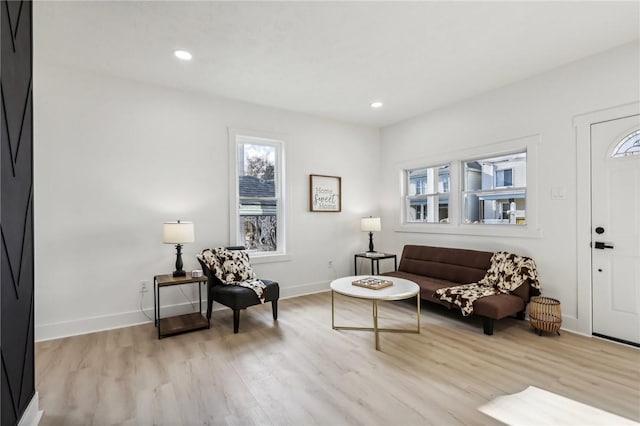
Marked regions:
[383,271,453,307]
[398,245,492,284]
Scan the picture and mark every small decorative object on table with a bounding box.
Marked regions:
[364,252,385,258]
[529,296,562,336]
[352,277,394,290]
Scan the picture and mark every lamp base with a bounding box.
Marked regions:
[172,244,186,277]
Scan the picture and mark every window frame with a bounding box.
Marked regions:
[228,128,288,262]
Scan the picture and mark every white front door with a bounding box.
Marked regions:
[591,114,640,345]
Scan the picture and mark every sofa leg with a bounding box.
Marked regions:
[233,310,240,334]
[272,300,278,320]
[482,318,494,335]
[516,310,526,320]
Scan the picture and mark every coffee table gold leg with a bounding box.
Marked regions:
[416,294,421,333]
[373,300,380,350]
[331,290,335,329]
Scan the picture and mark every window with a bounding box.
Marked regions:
[463,152,526,225]
[398,135,538,236]
[612,130,640,158]
[405,164,450,223]
[232,133,284,254]
[495,169,513,187]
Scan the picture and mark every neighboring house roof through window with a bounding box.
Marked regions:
[239,175,275,198]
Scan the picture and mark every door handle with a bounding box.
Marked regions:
[594,242,614,250]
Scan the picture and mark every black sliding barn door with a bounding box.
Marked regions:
[1,1,35,425]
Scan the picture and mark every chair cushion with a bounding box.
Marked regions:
[212,280,279,310]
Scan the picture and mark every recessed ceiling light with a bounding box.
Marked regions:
[370,101,383,108]
[173,50,193,61]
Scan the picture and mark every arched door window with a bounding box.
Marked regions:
[612,130,640,158]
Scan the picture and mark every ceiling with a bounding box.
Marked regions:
[34,1,640,128]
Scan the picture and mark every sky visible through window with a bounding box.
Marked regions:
[244,144,275,175]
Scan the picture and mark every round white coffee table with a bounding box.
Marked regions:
[330,275,420,350]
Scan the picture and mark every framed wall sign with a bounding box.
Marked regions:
[310,174,341,212]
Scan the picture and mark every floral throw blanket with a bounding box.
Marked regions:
[197,248,267,303]
[434,252,541,316]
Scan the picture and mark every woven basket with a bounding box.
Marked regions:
[529,296,562,335]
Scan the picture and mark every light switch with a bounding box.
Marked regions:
[551,186,566,200]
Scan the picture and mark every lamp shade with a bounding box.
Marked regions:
[361,217,381,232]
[163,221,195,244]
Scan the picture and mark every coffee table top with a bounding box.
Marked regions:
[330,275,419,301]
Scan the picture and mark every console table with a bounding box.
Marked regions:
[354,252,397,275]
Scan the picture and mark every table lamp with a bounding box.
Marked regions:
[163,220,195,277]
[361,217,381,253]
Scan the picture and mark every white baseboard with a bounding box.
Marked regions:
[555,314,588,336]
[35,281,331,342]
[280,280,330,299]
[18,392,42,426]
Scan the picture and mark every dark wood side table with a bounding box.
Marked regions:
[354,253,397,275]
[154,272,209,339]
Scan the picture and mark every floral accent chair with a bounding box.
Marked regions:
[197,246,279,333]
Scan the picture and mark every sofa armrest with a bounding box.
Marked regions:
[511,279,540,303]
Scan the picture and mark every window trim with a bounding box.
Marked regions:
[396,134,541,238]
[228,128,288,261]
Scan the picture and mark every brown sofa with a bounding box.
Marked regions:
[382,245,538,335]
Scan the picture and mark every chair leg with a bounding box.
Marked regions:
[206,286,214,320]
[233,310,240,334]
[272,300,278,320]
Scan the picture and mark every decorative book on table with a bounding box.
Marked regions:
[364,252,386,257]
[352,277,394,290]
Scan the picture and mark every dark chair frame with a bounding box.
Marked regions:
[197,247,279,333]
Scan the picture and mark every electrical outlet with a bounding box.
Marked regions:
[140,280,149,293]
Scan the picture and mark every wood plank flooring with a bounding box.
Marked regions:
[36,292,640,425]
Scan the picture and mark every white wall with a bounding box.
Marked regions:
[379,41,640,335]
[34,64,380,340]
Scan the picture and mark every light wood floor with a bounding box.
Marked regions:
[36,292,640,425]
